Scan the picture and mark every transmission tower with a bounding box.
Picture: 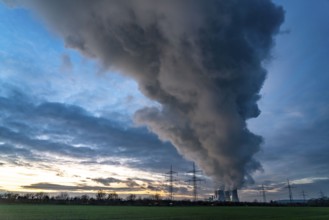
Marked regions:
[301,190,307,202]
[286,179,294,203]
[187,162,203,201]
[261,184,267,203]
[165,165,177,201]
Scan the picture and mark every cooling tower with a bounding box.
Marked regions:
[231,189,239,202]
[216,189,225,202]
[224,190,231,202]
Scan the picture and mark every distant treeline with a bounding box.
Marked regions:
[1,191,329,207]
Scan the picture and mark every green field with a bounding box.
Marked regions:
[0,205,329,220]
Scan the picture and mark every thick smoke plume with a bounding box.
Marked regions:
[23,0,284,187]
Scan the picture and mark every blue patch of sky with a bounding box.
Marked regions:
[249,0,329,137]
[0,3,156,123]
[246,0,329,191]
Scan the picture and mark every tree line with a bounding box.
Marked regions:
[0,190,165,205]
[1,190,329,206]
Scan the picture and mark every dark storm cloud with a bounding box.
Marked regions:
[0,143,33,158]
[245,178,329,201]
[22,182,142,192]
[91,177,123,186]
[246,181,286,192]
[174,186,190,195]
[245,112,329,200]
[0,126,95,158]
[0,85,188,170]
[20,0,284,187]
[143,183,190,195]
[0,143,38,166]
[260,114,329,179]
[125,178,141,188]
[81,160,121,166]
[295,179,329,198]
[92,176,171,192]
[145,185,159,191]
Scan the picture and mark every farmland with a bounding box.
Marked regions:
[0,205,329,220]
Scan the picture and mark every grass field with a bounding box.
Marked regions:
[0,205,329,220]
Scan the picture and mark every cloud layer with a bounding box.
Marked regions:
[0,84,189,172]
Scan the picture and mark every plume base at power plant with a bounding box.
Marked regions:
[215,188,239,202]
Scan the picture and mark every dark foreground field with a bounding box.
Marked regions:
[0,205,329,220]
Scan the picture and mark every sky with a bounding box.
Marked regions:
[0,0,328,202]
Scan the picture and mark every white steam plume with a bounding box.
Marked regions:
[19,0,284,187]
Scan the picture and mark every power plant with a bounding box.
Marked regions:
[164,163,241,202]
[214,188,239,202]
